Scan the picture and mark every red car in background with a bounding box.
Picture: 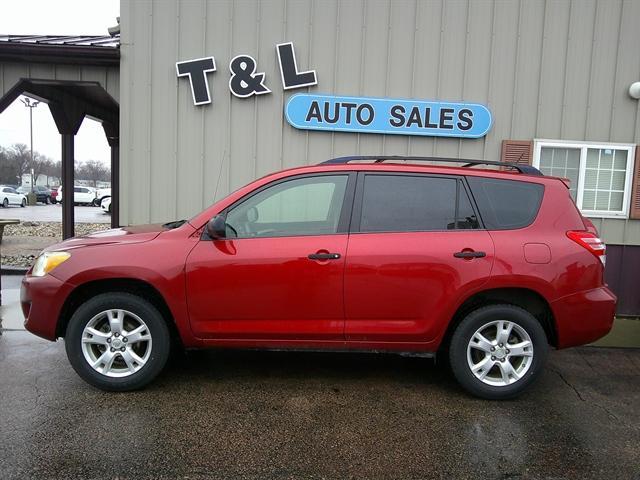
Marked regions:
[20,156,616,399]
[50,187,58,204]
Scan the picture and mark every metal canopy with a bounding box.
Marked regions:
[0,78,120,238]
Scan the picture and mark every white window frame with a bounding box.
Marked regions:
[533,139,636,219]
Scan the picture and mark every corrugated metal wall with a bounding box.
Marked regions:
[0,61,119,104]
[120,0,640,245]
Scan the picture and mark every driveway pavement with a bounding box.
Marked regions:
[0,203,110,223]
[1,276,639,479]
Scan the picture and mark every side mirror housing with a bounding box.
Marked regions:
[206,214,227,240]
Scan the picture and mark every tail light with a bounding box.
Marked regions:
[567,230,606,265]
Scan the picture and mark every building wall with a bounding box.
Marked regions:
[120,0,640,246]
[0,61,120,104]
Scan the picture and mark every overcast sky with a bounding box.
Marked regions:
[0,0,120,167]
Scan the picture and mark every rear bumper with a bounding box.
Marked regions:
[21,274,74,341]
[551,286,617,348]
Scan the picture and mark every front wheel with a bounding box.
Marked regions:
[1,198,7,207]
[449,304,548,400]
[21,198,26,207]
[65,293,171,391]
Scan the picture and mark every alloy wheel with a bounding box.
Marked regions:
[81,309,153,378]
[466,320,534,387]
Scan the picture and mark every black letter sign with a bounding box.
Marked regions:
[276,42,318,90]
[176,57,216,105]
[228,55,271,98]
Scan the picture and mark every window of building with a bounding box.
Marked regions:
[533,140,636,218]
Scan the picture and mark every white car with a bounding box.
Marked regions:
[94,187,111,206]
[100,196,112,214]
[56,186,97,205]
[0,186,27,208]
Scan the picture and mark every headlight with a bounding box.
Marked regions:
[31,251,71,277]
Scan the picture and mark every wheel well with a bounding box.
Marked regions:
[56,278,181,346]
[440,288,557,351]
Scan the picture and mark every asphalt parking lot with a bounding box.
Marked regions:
[0,203,110,223]
[1,275,638,480]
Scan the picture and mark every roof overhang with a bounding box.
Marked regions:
[0,78,119,143]
[0,35,119,67]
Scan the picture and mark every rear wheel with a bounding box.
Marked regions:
[20,198,26,207]
[65,292,171,391]
[449,304,548,400]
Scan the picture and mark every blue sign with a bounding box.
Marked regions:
[285,94,492,138]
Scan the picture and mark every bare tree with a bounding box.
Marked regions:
[76,160,110,187]
[0,143,31,185]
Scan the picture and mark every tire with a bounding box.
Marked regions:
[65,292,171,392]
[1,198,7,208]
[45,197,50,204]
[21,198,26,207]
[448,304,548,400]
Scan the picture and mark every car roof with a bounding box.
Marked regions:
[270,161,555,184]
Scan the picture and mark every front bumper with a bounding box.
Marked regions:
[551,286,617,348]
[21,274,74,341]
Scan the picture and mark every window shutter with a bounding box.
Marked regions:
[501,140,533,165]
[630,146,640,220]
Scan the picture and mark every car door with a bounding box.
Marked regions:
[5,187,20,205]
[344,172,495,344]
[185,173,356,340]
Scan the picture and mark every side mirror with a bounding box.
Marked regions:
[206,214,227,240]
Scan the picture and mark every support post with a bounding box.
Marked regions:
[61,134,75,239]
[110,142,119,228]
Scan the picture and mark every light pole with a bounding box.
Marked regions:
[20,97,39,191]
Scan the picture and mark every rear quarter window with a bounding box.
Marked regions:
[467,177,544,230]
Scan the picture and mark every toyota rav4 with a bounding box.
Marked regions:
[21,156,616,399]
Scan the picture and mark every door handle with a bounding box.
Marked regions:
[453,251,486,259]
[308,252,341,260]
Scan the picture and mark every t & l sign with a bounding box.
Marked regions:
[175,42,492,139]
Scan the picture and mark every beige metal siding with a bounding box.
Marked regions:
[0,62,119,101]
[120,0,640,245]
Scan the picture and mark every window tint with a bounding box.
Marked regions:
[359,175,478,232]
[467,177,544,230]
[226,175,348,238]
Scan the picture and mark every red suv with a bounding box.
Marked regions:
[21,156,616,399]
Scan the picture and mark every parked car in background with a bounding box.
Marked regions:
[100,196,111,214]
[50,187,59,204]
[17,185,52,204]
[93,187,111,207]
[56,186,97,205]
[21,156,616,399]
[0,185,27,207]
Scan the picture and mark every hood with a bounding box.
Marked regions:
[46,224,166,251]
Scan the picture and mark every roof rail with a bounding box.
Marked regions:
[319,155,543,176]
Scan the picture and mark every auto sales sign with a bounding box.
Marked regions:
[176,42,492,139]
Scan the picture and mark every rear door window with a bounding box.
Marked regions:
[466,177,544,230]
[357,174,479,232]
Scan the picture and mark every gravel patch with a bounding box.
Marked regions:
[3,221,110,238]
[1,222,111,268]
